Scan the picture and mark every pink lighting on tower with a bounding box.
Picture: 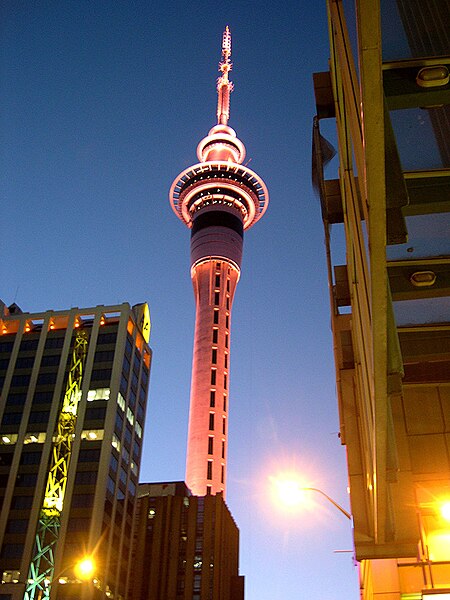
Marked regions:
[169,27,269,497]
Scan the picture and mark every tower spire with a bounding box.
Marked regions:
[217,26,233,126]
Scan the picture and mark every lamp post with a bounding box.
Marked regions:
[269,474,352,520]
[301,487,352,520]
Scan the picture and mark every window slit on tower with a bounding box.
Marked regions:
[213,310,219,325]
[210,391,215,407]
[214,292,220,306]
[224,374,227,389]
[226,297,229,310]
[222,417,226,435]
[208,437,213,455]
[212,329,218,344]
[209,413,215,431]
[225,334,229,349]
[223,394,227,412]
[211,370,216,385]
[212,349,217,364]
[207,460,213,480]
[221,440,225,459]
[215,274,220,288]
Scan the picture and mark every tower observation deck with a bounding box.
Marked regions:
[169,27,269,497]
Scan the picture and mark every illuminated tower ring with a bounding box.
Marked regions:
[169,27,269,497]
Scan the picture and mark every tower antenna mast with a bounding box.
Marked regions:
[217,26,233,126]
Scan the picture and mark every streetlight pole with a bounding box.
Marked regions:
[302,487,352,520]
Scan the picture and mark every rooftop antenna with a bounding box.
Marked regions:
[216,26,233,126]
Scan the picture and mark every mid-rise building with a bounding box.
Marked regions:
[129,482,243,600]
[0,301,151,600]
[313,0,450,598]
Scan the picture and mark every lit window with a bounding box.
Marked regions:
[117,392,126,411]
[81,429,104,441]
[0,434,18,445]
[24,432,46,444]
[87,388,110,402]
[112,433,121,452]
[2,570,20,584]
[135,421,143,439]
[126,407,134,426]
[148,508,156,519]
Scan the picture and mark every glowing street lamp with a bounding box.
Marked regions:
[269,474,351,520]
[74,556,96,581]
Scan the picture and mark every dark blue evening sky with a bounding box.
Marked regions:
[1,2,358,598]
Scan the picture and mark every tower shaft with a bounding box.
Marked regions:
[187,259,239,495]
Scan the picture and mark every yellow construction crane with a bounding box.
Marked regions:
[24,328,89,600]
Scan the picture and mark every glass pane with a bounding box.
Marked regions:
[387,213,450,260]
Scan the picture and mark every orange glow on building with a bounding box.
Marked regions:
[169,28,268,497]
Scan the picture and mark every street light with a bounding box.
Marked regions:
[269,474,351,520]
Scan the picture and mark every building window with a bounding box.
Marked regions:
[209,413,214,431]
[223,374,227,389]
[212,329,218,343]
[222,417,226,435]
[215,274,220,288]
[214,292,219,306]
[222,440,225,459]
[223,394,227,412]
[224,354,228,368]
[207,461,212,480]
[225,334,228,348]
[210,369,216,385]
[216,262,221,270]
[213,310,219,324]
[209,391,215,407]
[206,485,211,495]
[226,315,229,328]
[208,437,213,455]
[221,465,224,483]
[211,349,217,364]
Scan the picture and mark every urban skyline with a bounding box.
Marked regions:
[1,3,358,599]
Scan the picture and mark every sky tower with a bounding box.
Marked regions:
[169,27,269,497]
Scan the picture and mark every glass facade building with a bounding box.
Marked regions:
[0,301,151,600]
[313,0,450,598]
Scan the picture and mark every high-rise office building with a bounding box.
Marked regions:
[129,482,243,600]
[0,301,151,600]
[313,0,450,598]
[169,27,269,496]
